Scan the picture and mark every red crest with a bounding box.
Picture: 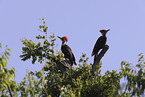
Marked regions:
[99,29,105,33]
[63,36,68,41]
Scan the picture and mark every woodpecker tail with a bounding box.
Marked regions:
[70,61,77,66]
[91,52,97,56]
[74,61,77,65]
[91,52,94,56]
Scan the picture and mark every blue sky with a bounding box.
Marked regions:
[0,0,145,82]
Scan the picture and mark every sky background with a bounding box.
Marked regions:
[0,0,145,83]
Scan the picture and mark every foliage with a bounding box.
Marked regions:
[0,18,145,97]
[120,53,145,96]
[0,44,18,97]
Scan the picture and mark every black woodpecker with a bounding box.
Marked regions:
[91,29,110,56]
[57,36,77,66]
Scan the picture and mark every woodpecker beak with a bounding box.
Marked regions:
[107,29,110,32]
[57,36,62,40]
[105,29,110,34]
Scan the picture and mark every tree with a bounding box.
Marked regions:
[0,18,145,97]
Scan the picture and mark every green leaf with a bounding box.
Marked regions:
[79,58,83,62]
[36,71,42,78]
[39,25,42,29]
[0,43,1,49]
[7,48,12,51]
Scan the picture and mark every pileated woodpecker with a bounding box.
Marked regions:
[57,36,77,66]
[91,29,110,56]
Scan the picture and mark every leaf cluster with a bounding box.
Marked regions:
[120,53,145,96]
[0,43,18,97]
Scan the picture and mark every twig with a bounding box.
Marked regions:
[7,84,13,97]
[42,87,49,96]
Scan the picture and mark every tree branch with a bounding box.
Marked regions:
[92,45,109,76]
[7,84,13,97]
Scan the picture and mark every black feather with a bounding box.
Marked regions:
[61,44,77,66]
[92,36,107,56]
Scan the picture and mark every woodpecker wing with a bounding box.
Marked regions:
[61,44,77,66]
[72,52,77,65]
[92,36,106,56]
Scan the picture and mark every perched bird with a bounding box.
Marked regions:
[57,36,77,66]
[91,29,110,56]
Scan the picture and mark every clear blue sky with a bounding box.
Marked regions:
[0,0,145,82]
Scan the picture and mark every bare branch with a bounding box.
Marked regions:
[92,45,109,76]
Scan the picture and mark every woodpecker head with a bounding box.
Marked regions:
[100,29,110,36]
[57,36,68,44]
